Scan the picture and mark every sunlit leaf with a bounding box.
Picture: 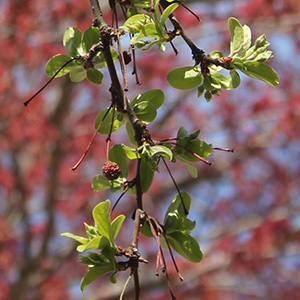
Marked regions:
[242,61,279,86]
[111,215,125,240]
[80,263,115,291]
[228,17,244,55]
[61,232,88,244]
[45,54,81,77]
[82,27,100,53]
[63,27,83,57]
[92,200,114,245]
[167,66,203,90]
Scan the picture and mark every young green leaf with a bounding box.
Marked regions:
[81,27,100,53]
[77,236,110,252]
[87,69,104,84]
[69,68,86,82]
[160,3,178,26]
[131,89,164,110]
[165,232,203,263]
[140,157,155,193]
[122,14,153,34]
[111,215,125,240]
[92,200,114,245]
[80,263,115,291]
[45,54,81,77]
[92,175,110,192]
[63,27,83,57]
[109,144,128,178]
[61,232,89,245]
[149,145,173,160]
[133,101,157,123]
[228,17,244,56]
[241,61,279,86]
[95,107,125,134]
[167,66,203,90]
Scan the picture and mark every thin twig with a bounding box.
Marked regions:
[163,232,184,281]
[23,57,79,106]
[161,157,188,215]
[116,30,128,110]
[120,272,133,300]
[169,142,212,165]
[71,104,113,171]
[111,186,129,213]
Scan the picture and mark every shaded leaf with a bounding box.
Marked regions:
[87,68,104,84]
[166,232,203,263]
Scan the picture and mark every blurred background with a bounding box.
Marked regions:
[1,0,300,299]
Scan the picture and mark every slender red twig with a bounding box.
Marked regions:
[71,104,113,171]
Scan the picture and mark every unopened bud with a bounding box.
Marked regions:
[255,34,266,49]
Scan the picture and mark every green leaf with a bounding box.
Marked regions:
[133,101,157,123]
[228,69,241,89]
[77,236,110,252]
[93,49,118,69]
[109,145,128,178]
[92,175,110,191]
[228,17,244,55]
[181,160,198,178]
[121,144,140,160]
[125,121,138,146]
[166,232,203,263]
[45,54,81,77]
[87,69,104,84]
[92,200,114,245]
[241,24,252,54]
[80,263,115,291]
[111,215,125,240]
[82,27,100,53]
[122,14,153,34]
[63,27,83,57]
[160,3,178,26]
[177,126,189,139]
[167,66,203,90]
[61,232,88,244]
[109,177,124,193]
[241,61,279,86]
[173,128,213,162]
[131,89,164,110]
[140,157,155,193]
[69,68,86,82]
[148,145,173,160]
[110,272,117,284]
[165,192,191,218]
[95,107,125,134]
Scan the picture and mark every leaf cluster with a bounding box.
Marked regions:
[46,27,118,84]
[62,200,125,290]
[167,17,279,101]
